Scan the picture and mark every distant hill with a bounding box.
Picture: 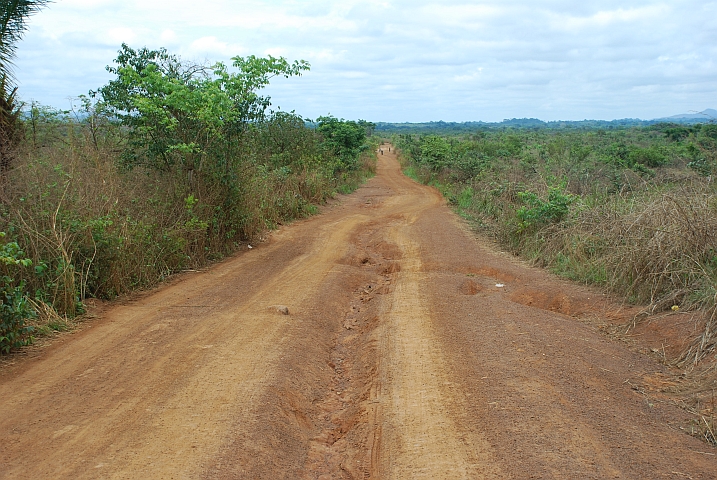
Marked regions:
[373,109,715,133]
[656,108,717,122]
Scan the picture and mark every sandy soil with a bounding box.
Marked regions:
[1,146,715,479]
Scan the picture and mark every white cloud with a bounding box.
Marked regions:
[106,27,136,45]
[188,37,244,58]
[12,0,717,121]
[556,5,669,31]
[338,71,369,79]
[454,68,483,82]
[160,30,179,45]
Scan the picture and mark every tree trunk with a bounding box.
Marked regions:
[0,80,19,199]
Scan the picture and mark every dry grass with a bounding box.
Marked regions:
[546,184,717,366]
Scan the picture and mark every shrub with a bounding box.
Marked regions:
[0,233,36,353]
[516,185,575,231]
[316,116,375,172]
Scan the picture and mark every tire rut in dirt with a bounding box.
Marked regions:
[372,220,504,479]
[301,225,399,479]
[203,224,400,479]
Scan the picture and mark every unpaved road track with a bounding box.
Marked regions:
[1,147,715,479]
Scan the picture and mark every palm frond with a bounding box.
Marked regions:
[1,72,21,178]
[0,0,52,82]
[0,74,20,115]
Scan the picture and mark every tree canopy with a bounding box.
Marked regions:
[95,44,310,173]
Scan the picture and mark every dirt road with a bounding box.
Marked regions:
[1,147,715,479]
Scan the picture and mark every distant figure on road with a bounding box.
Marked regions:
[380,149,384,155]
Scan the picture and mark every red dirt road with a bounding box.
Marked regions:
[1,147,715,479]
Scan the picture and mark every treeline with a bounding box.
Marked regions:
[376,115,715,135]
[0,45,376,352]
[395,123,717,366]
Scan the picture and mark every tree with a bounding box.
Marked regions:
[419,135,451,170]
[0,0,52,179]
[95,45,310,240]
[96,44,310,176]
[316,116,374,171]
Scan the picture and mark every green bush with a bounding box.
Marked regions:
[419,135,452,170]
[686,143,714,176]
[316,116,375,171]
[627,146,667,168]
[516,186,575,231]
[0,234,36,353]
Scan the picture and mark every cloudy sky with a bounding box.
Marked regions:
[13,0,717,122]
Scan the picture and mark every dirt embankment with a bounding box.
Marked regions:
[1,146,715,479]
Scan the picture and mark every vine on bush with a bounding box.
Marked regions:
[0,233,36,353]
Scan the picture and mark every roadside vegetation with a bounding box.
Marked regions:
[394,124,717,369]
[0,42,376,353]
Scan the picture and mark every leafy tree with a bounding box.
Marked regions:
[259,110,324,171]
[96,44,310,176]
[0,0,52,179]
[662,126,692,142]
[419,135,451,170]
[95,44,310,240]
[316,115,374,171]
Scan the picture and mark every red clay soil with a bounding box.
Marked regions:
[1,146,715,479]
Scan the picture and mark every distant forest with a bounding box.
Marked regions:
[375,115,716,134]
